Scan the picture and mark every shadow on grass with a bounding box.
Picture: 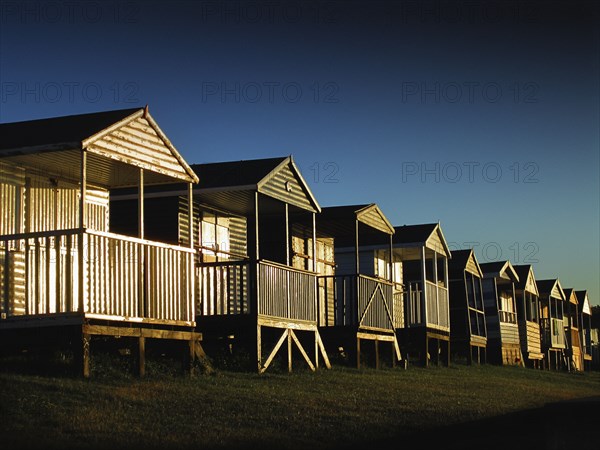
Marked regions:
[364,396,600,450]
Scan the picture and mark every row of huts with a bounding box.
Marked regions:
[0,107,597,375]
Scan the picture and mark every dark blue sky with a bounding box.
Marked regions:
[1,0,598,304]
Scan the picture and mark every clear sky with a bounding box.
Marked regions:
[1,0,598,305]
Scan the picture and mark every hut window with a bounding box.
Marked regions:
[374,249,388,279]
[199,212,230,262]
[466,273,476,308]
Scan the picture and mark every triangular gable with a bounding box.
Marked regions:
[258,156,320,213]
[548,279,566,301]
[464,250,483,278]
[82,107,198,184]
[523,266,539,297]
[355,204,394,235]
[498,261,519,283]
[564,288,578,305]
[577,291,591,315]
[425,224,451,258]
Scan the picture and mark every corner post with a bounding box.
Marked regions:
[77,150,87,313]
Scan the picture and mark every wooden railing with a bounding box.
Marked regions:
[499,310,517,324]
[1,228,195,323]
[198,260,317,322]
[425,281,449,330]
[318,274,394,331]
[404,282,449,330]
[582,329,592,356]
[198,260,249,316]
[258,260,316,322]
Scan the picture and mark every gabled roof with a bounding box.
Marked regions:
[0,107,198,186]
[318,204,395,236]
[537,278,566,301]
[576,290,591,315]
[563,288,578,305]
[392,223,451,258]
[480,260,519,283]
[449,249,483,278]
[0,108,141,152]
[191,157,287,188]
[513,264,539,296]
[191,156,320,214]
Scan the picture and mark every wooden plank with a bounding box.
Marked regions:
[81,323,200,341]
[260,328,288,374]
[289,329,315,371]
[257,315,317,330]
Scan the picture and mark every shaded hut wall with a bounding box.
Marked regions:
[333,249,376,277]
[110,196,179,244]
[449,275,469,343]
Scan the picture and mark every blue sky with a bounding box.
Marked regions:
[1,0,598,305]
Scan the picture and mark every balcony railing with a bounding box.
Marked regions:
[499,310,517,324]
[258,260,316,322]
[1,228,195,323]
[198,259,317,323]
[541,318,566,348]
[405,281,449,331]
[318,274,394,331]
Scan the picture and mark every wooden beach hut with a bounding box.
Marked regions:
[537,278,567,370]
[392,223,452,367]
[480,260,522,366]
[314,204,401,369]
[563,288,583,371]
[448,249,487,364]
[111,156,331,373]
[513,264,543,368]
[0,107,202,377]
[576,290,593,370]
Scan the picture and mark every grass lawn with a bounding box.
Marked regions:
[1,359,599,450]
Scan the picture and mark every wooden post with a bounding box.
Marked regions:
[254,192,260,317]
[3,245,10,317]
[389,234,393,282]
[443,256,449,327]
[285,203,289,266]
[421,246,427,326]
[435,338,440,366]
[424,335,429,368]
[355,219,359,274]
[137,336,146,377]
[356,336,361,369]
[433,250,439,325]
[254,192,260,260]
[288,329,292,373]
[375,338,380,369]
[188,184,194,249]
[256,324,262,373]
[188,339,196,376]
[82,332,90,378]
[312,212,318,329]
[138,169,144,239]
[78,150,87,313]
[315,330,319,369]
